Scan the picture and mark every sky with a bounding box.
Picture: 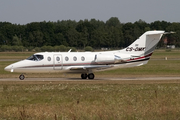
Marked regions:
[0,0,180,25]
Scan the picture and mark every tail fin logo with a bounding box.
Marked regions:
[126,47,146,52]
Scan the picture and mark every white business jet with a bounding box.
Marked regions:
[5,30,167,80]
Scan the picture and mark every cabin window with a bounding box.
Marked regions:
[81,56,85,61]
[27,54,44,61]
[73,56,77,61]
[47,57,51,61]
[56,57,60,61]
[65,56,69,61]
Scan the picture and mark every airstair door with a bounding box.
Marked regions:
[53,54,63,70]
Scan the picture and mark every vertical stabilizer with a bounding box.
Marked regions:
[120,31,165,56]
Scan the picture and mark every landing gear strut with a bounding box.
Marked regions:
[19,74,25,80]
[81,73,95,79]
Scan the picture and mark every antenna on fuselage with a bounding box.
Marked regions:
[68,49,72,52]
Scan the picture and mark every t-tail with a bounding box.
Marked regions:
[120,30,165,66]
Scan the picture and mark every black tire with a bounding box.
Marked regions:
[19,74,25,80]
[81,73,88,79]
[88,73,95,79]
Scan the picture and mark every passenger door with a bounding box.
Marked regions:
[53,54,63,70]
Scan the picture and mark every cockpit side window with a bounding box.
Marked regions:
[27,54,44,61]
[36,55,44,60]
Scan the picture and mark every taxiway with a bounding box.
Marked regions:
[0,77,180,81]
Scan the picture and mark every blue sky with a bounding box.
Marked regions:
[0,0,180,24]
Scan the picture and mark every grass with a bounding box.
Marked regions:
[1,81,180,119]
[151,50,180,59]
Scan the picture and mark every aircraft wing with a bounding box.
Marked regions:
[69,65,113,71]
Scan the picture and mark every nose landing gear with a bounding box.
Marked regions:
[19,74,25,80]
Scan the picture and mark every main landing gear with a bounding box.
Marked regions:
[81,73,95,79]
[19,74,25,80]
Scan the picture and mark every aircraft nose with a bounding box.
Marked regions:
[4,65,13,72]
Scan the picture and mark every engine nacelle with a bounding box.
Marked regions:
[94,53,115,64]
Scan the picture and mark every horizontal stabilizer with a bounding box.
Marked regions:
[164,31,176,34]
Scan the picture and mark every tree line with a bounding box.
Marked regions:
[0,17,180,51]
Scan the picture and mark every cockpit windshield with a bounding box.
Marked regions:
[27,54,44,61]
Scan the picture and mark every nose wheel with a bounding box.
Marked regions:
[19,74,25,80]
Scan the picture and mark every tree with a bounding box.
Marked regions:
[54,33,67,46]
[122,23,134,47]
[106,17,121,27]
[12,34,22,46]
[166,23,180,47]
[27,31,44,47]
[0,33,6,45]
[84,46,93,51]
[0,19,179,49]
[91,28,106,48]
[65,28,80,47]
